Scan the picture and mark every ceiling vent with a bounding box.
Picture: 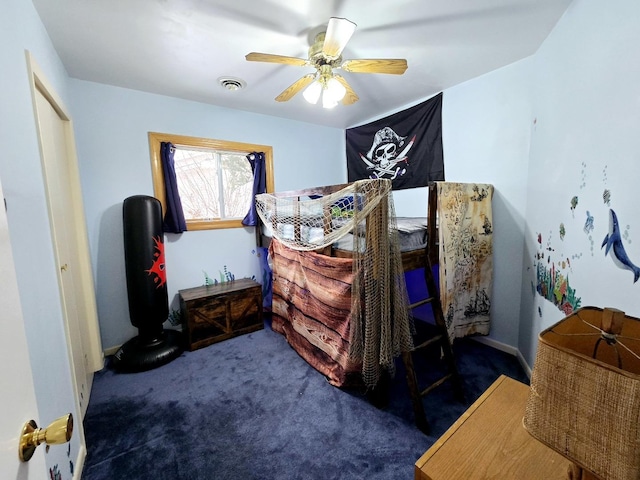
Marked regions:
[218,77,246,91]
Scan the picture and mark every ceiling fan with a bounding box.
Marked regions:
[245,17,408,108]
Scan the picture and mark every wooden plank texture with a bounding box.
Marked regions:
[415,375,573,480]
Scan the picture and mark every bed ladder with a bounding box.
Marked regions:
[401,186,465,434]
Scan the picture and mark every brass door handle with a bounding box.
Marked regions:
[19,413,73,462]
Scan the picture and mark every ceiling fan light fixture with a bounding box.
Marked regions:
[320,76,346,109]
[303,75,346,108]
[245,16,406,107]
[322,93,338,109]
[303,79,322,104]
[325,77,346,102]
[323,17,357,60]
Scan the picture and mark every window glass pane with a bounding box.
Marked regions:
[173,148,253,221]
[220,153,253,218]
[173,148,220,220]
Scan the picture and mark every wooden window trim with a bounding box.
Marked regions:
[148,132,274,230]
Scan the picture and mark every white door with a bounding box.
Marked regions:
[0,178,46,479]
[29,54,104,418]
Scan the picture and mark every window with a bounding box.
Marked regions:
[149,132,274,230]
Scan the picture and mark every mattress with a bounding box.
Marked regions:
[263,216,428,253]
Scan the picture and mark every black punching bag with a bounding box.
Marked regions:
[112,195,183,372]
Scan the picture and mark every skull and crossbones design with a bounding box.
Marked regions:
[358,127,415,180]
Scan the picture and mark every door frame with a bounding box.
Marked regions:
[26,52,104,400]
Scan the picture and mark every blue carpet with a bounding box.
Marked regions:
[81,320,528,480]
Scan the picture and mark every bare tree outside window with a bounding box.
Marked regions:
[173,148,253,221]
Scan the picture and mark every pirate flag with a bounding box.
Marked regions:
[346,93,444,190]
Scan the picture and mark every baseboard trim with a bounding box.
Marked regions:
[104,335,535,377]
[103,345,120,357]
[74,443,86,480]
[471,336,532,379]
[516,348,533,379]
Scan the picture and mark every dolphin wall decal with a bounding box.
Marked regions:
[602,208,640,283]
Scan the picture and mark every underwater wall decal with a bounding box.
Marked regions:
[202,266,237,286]
[534,232,582,315]
[49,465,62,480]
[602,208,640,283]
[533,162,638,318]
[570,196,578,217]
[579,161,587,189]
[535,259,581,315]
[203,270,215,286]
[583,211,594,234]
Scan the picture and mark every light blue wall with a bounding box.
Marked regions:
[69,80,346,350]
[440,60,533,349]
[519,0,640,366]
[1,0,82,477]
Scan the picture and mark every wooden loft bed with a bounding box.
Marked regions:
[256,180,462,433]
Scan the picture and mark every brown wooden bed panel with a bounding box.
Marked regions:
[269,238,362,387]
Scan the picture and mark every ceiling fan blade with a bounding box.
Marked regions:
[245,52,308,67]
[275,74,316,102]
[341,59,408,75]
[322,17,357,60]
[334,75,359,105]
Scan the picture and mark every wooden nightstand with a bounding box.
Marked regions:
[415,375,591,480]
[179,278,263,351]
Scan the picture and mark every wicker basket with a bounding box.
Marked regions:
[524,307,640,480]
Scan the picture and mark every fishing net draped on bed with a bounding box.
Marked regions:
[255,179,414,388]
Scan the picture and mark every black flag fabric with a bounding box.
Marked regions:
[346,93,444,190]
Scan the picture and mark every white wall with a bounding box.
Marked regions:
[519,0,640,366]
[69,80,346,350]
[1,1,83,477]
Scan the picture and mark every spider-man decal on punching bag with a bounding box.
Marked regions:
[113,195,183,372]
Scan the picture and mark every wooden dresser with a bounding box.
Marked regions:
[179,278,263,351]
[415,375,597,480]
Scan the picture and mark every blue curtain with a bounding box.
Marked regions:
[241,152,266,226]
[160,142,187,233]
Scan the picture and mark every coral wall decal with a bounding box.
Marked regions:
[536,261,581,315]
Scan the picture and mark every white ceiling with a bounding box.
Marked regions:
[31,0,572,129]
